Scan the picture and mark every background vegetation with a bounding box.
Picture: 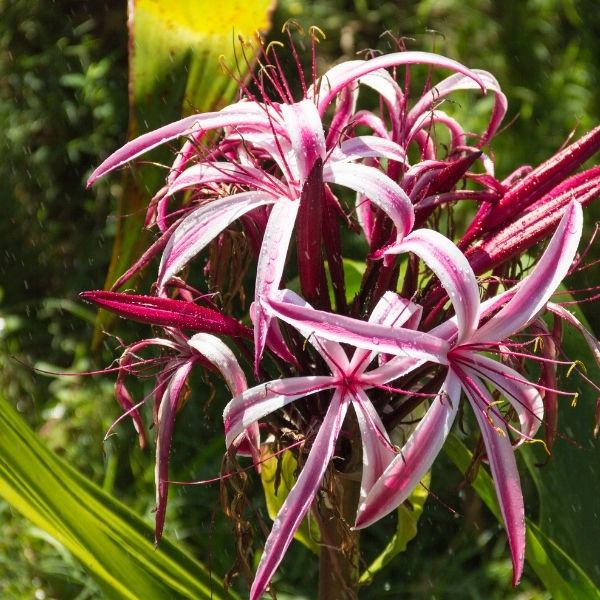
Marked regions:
[1,0,599,597]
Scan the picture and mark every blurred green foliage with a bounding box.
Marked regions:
[1,0,599,598]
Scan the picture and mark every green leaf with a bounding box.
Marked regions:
[359,473,430,585]
[93,0,275,346]
[323,258,366,306]
[520,300,600,585]
[0,392,238,600]
[260,446,320,554]
[133,1,276,120]
[342,258,367,303]
[445,434,600,600]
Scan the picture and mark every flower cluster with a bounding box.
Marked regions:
[84,34,600,598]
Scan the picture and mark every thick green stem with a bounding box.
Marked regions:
[318,474,361,600]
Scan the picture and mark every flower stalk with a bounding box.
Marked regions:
[317,473,361,600]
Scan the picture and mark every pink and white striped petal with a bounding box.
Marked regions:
[352,389,397,503]
[249,392,349,600]
[267,290,349,372]
[355,370,461,528]
[166,162,285,197]
[358,70,404,136]
[316,52,485,115]
[253,198,300,367]
[383,228,480,342]
[187,334,246,395]
[323,162,415,242]
[87,102,271,185]
[114,337,178,448]
[546,302,600,366]
[472,201,583,344]
[408,110,466,152]
[460,352,544,441]
[350,291,422,373]
[157,191,275,291]
[268,290,449,365]
[188,333,261,461]
[280,99,326,183]
[332,136,407,165]
[407,69,506,147]
[155,360,194,542]
[223,375,334,449]
[461,367,525,586]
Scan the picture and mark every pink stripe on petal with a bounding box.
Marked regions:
[268,291,449,365]
[317,52,485,115]
[407,69,506,147]
[223,376,334,448]
[189,333,254,461]
[358,71,404,136]
[273,290,350,372]
[385,229,480,342]
[368,291,421,328]
[352,389,396,502]
[334,136,407,165]
[408,110,466,151]
[115,354,147,448]
[157,191,275,289]
[325,84,358,147]
[324,162,414,242]
[87,105,270,185]
[253,198,300,368]
[350,292,422,373]
[360,356,423,386]
[167,133,204,185]
[280,99,326,182]
[546,302,600,366]
[472,201,582,344]
[155,361,194,543]
[461,353,544,441]
[355,371,461,529]
[167,163,283,197]
[309,59,364,101]
[264,316,299,366]
[250,392,349,600]
[187,334,246,395]
[462,370,525,586]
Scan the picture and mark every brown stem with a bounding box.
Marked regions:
[317,473,361,600]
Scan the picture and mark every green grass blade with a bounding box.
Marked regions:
[445,434,600,600]
[0,393,238,600]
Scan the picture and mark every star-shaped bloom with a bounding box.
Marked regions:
[223,289,444,600]
[267,202,583,585]
[88,52,490,370]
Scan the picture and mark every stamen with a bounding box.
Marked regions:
[265,40,294,104]
[170,437,307,486]
[367,382,439,399]
[308,26,326,91]
[104,394,151,440]
[282,19,307,97]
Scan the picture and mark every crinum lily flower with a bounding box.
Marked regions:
[80,290,257,544]
[266,202,583,586]
[223,290,446,600]
[87,50,490,370]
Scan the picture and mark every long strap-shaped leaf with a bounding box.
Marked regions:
[445,435,600,600]
[93,0,275,347]
[0,393,238,600]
